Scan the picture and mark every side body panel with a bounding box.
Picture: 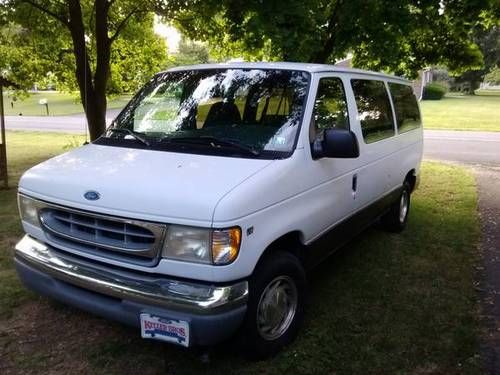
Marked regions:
[210,73,423,281]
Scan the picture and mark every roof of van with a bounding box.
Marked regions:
[164,62,410,83]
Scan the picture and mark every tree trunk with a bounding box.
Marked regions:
[85,91,107,140]
[309,39,336,64]
[67,0,108,141]
[308,0,343,64]
[92,0,111,139]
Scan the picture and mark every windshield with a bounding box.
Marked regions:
[98,69,310,158]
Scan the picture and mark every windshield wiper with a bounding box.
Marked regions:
[166,136,260,156]
[107,127,151,147]
[163,136,260,156]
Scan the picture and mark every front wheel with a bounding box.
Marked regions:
[382,181,411,233]
[241,251,307,359]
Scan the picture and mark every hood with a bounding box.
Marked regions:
[19,144,273,224]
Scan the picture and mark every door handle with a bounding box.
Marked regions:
[352,174,357,199]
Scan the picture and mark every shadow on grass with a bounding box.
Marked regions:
[82,163,481,374]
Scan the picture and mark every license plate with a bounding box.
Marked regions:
[140,313,190,347]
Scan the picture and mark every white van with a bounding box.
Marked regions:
[15,62,422,358]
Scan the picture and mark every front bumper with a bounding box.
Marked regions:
[14,235,248,346]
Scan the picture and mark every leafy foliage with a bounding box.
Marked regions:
[453,26,500,92]
[159,0,497,78]
[169,38,210,66]
[0,14,69,90]
[108,14,168,94]
[0,0,169,139]
[0,3,167,94]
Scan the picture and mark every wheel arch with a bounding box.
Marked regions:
[252,230,306,273]
[404,169,417,192]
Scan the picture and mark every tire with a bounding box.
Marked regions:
[241,251,307,359]
[381,181,411,233]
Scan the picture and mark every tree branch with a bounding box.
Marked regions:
[309,0,343,63]
[109,6,141,42]
[21,0,69,26]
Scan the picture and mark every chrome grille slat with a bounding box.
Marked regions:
[43,221,145,252]
[37,205,166,267]
[52,213,156,238]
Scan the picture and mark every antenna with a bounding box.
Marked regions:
[84,39,89,144]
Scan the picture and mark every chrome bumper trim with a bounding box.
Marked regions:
[15,235,248,314]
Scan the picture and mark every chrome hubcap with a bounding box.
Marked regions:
[256,276,298,341]
[399,191,409,223]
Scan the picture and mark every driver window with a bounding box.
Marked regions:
[310,77,349,142]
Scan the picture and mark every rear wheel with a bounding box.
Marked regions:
[241,251,306,359]
[382,181,411,232]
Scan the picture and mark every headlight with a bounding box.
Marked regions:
[18,194,41,227]
[163,225,241,265]
[164,225,212,264]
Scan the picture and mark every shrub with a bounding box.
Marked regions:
[423,82,447,100]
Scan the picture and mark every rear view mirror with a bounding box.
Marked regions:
[312,129,359,159]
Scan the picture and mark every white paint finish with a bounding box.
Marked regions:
[165,62,411,83]
[19,144,274,224]
[18,65,423,283]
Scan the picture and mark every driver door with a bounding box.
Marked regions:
[304,74,364,251]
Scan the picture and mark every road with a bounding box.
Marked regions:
[424,130,500,166]
[3,110,121,134]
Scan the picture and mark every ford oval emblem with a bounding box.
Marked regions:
[84,191,100,201]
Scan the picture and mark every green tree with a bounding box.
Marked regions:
[0,15,69,90]
[159,0,497,78]
[107,14,168,94]
[453,26,500,93]
[170,37,210,66]
[1,1,167,140]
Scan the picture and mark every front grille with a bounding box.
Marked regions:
[39,206,166,266]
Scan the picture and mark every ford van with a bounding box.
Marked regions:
[15,62,423,358]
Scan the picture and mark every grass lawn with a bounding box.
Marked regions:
[0,131,481,373]
[0,132,85,319]
[420,92,500,132]
[2,92,131,116]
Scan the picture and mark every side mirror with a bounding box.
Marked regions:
[312,129,360,159]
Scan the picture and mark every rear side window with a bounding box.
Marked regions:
[388,83,421,133]
[351,79,395,143]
